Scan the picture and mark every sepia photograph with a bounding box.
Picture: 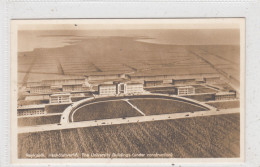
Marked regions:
[11,19,245,163]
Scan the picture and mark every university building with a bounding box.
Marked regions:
[30,86,51,94]
[144,80,163,87]
[62,84,83,92]
[176,86,195,95]
[98,82,144,96]
[50,93,72,104]
[172,79,196,86]
[17,105,45,116]
[215,92,236,100]
[98,84,117,96]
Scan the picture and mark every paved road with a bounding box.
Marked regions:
[18,108,239,134]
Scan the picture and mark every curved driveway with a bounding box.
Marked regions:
[60,93,216,125]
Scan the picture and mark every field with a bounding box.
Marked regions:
[18,113,240,158]
[72,101,142,122]
[195,87,218,94]
[129,98,206,115]
[45,103,71,114]
[18,35,238,85]
[183,94,215,102]
[206,100,240,109]
[18,115,61,127]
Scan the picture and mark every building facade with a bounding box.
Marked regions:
[125,83,144,94]
[172,79,196,86]
[176,86,195,95]
[215,92,236,100]
[62,84,83,92]
[30,86,51,94]
[42,78,85,87]
[144,80,163,87]
[98,83,143,96]
[17,105,45,116]
[98,84,117,96]
[50,93,71,104]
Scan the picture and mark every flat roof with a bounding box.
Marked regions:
[127,83,143,85]
[50,93,71,97]
[98,84,116,87]
[215,92,236,95]
[18,104,45,110]
[177,86,195,89]
[30,85,51,88]
[62,84,83,86]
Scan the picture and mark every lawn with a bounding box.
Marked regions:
[72,100,142,122]
[18,115,61,127]
[129,98,206,115]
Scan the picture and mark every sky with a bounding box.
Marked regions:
[17,20,241,52]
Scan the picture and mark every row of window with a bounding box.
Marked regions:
[18,109,45,116]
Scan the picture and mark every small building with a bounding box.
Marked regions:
[125,83,144,94]
[176,86,195,95]
[215,92,236,101]
[204,76,221,83]
[144,80,163,87]
[98,84,117,96]
[30,86,51,94]
[62,84,83,92]
[172,79,196,86]
[17,105,45,116]
[50,93,71,104]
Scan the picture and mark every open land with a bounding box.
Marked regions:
[18,113,240,158]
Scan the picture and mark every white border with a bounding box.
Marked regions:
[1,1,260,167]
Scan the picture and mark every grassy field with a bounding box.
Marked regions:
[195,87,218,94]
[183,94,215,102]
[18,115,61,127]
[129,99,205,115]
[72,101,142,122]
[206,100,240,109]
[45,103,71,114]
[18,113,240,158]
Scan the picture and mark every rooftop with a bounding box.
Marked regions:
[177,86,195,89]
[50,93,71,97]
[18,104,45,110]
[215,92,236,95]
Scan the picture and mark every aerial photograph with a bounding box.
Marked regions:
[14,19,243,160]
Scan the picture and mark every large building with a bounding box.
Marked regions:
[62,84,83,92]
[215,92,236,100]
[98,84,117,96]
[125,83,144,94]
[98,82,143,96]
[144,80,163,87]
[30,86,51,94]
[50,93,71,104]
[172,79,196,86]
[42,78,86,87]
[176,86,195,95]
[17,105,45,116]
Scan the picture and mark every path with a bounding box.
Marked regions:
[123,99,146,116]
